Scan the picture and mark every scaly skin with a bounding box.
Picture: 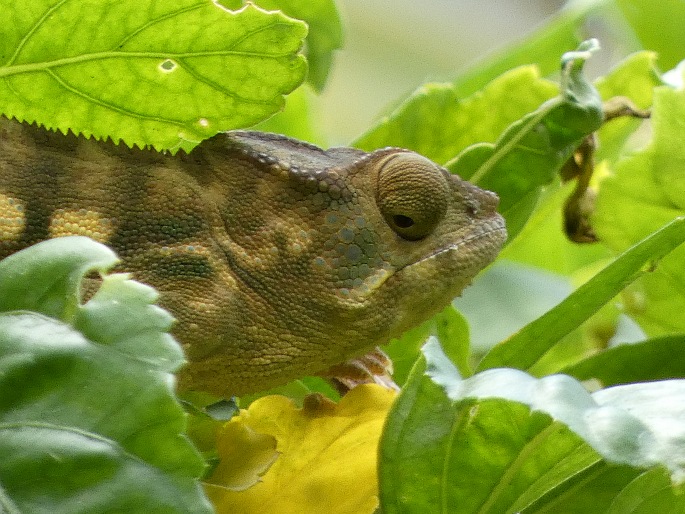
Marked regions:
[0,117,506,396]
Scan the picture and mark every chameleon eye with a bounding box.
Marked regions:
[376,153,449,241]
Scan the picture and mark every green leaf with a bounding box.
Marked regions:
[494,53,660,276]
[353,66,558,165]
[382,318,434,388]
[0,422,208,514]
[380,339,685,513]
[496,183,613,274]
[487,53,662,363]
[477,216,685,373]
[379,339,615,513]
[0,0,307,153]
[616,0,685,70]
[607,468,683,514]
[475,349,685,484]
[434,305,472,378]
[490,48,672,291]
[564,335,685,387]
[594,86,685,335]
[238,0,342,91]
[447,39,604,240]
[594,51,662,162]
[0,235,117,319]
[251,85,318,143]
[236,375,340,407]
[74,273,184,371]
[0,237,209,513]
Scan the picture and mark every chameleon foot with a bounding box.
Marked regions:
[322,347,399,396]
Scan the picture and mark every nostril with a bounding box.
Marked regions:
[466,203,479,216]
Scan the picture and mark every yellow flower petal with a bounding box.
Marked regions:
[206,384,397,514]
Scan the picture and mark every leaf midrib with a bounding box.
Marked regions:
[0,48,295,78]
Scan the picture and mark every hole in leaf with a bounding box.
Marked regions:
[159,59,177,73]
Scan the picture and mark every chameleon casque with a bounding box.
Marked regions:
[0,116,506,397]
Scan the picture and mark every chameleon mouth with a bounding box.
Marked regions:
[339,215,506,302]
[403,215,507,270]
[350,215,505,301]
[345,215,506,336]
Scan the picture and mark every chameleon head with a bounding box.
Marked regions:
[321,148,507,346]
[178,133,506,395]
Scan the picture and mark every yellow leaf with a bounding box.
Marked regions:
[209,421,279,492]
[206,384,397,514]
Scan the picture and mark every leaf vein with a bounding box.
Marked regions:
[45,69,188,128]
[178,59,273,106]
[4,0,70,67]
[114,2,208,49]
[470,98,560,185]
[0,50,296,78]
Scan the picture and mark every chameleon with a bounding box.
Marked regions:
[0,116,506,397]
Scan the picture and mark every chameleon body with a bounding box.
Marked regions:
[0,117,506,396]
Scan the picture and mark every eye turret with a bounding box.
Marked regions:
[376,153,449,241]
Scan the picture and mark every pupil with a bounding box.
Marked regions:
[393,214,414,229]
